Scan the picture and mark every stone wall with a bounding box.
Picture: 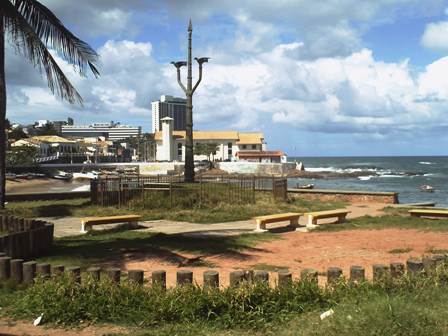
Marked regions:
[288,189,399,204]
[216,162,296,176]
[138,162,184,176]
[6,191,90,202]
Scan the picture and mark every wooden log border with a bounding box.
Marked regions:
[2,255,446,288]
[0,215,54,259]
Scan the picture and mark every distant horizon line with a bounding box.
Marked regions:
[288,155,448,158]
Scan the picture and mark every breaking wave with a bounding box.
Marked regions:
[304,166,428,179]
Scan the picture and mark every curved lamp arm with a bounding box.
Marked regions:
[171,61,187,94]
[176,68,187,94]
[192,64,203,94]
[192,57,210,94]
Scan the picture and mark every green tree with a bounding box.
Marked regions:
[35,123,58,135]
[6,145,38,167]
[194,142,218,161]
[0,0,100,208]
[8,126,27,140]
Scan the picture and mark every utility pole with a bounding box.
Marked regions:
[171,19,209,183]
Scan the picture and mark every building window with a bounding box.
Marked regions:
[177,143,182,156]
[227,142,232,156]
[252,144,257,150]
[242,145,247,149]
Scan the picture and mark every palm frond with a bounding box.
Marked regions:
[11,0,100,78]
[9,0,100,78]
[3,1,83,104]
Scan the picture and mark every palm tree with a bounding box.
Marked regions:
[0,0,99,209]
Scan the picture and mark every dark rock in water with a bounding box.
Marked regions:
[342,165,382,170]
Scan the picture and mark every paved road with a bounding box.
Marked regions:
[43,203,387,238]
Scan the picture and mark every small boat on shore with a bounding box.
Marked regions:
[6,173,17,180]
[52,171,73,181]
[297,183,314,190]
[73,171,99,180]
[420,185,434,192]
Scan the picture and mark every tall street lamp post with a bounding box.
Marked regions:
[171,19,209,183]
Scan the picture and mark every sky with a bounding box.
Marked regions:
[6,0,448,156]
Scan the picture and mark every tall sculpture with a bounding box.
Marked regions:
[171,19,209,183]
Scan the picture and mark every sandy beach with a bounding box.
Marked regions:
[6,178,89,194]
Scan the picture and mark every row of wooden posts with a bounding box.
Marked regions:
[0,254,445,288]
[0,215,49,233]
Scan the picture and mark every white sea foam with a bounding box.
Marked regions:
[419,161,434,165]
[306,167,337,172]
[358,175,375,181]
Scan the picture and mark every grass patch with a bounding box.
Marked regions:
[426,247,448,254]
[4,269,448,335]
[388,247,413,254]
[383,206,410,216]
[314,215,448,232]
[251,263,289,272]
[5,194,345,224]
[35,228,280,269]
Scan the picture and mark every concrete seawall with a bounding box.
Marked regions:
[288,189,399,204]
[216,162,296,175]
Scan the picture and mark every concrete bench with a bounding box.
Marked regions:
[81,215,141,233]
[253,212,302,232]
[409,209,448,219]
[305,209,351,227]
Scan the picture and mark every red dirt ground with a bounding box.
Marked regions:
[0,319,126,336]
[126,228,448,286]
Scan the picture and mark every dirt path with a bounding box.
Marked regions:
[126,228,448,287]
[0,319,126,336]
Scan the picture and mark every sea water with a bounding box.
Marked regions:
[288,156,448,206]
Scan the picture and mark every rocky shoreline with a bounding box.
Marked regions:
[286,170,375,179]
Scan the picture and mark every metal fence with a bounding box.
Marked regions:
[90,174,263,208]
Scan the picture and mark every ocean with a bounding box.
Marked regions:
[288,156,448,206]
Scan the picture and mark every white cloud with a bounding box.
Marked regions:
[8,36,448,137]
[421,21,448,51]
[6,39,169,125]
[418,57,448,99]
[187,43,448,136]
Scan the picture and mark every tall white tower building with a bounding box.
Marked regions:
[159,117,174,161]
[151,95,187,133]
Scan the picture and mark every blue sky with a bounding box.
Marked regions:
[6,0,448,156]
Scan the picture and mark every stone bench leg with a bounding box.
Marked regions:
[306,215,318,229]
[254,220,267,233]
[80,221,91,234]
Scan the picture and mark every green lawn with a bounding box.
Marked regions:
[3,271,448,336]
[5,194,345,224]
[314,214,448,232]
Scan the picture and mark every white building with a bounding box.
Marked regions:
[151,95,186,133]
[154,121,267,161]
[11,135,79,157]
[62,122,141,141]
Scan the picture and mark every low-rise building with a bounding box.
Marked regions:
[236,150,287,163]
[11,135,78,157]
[154,117,273,162]
[62,121,141,141]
